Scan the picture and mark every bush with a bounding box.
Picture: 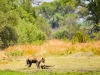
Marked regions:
[72,31,90,43]
[17,19,47,44]
[53,30,67,39]
[6,50,24,57]
[92,32,100,40]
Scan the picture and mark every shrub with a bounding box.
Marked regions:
[6,50,24,57]
[72,31,90,43]
[53,30,67,39]
[17,20,47,44]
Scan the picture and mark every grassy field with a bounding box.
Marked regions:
[4,39,100,56]
[0,40,100,74]
[0,56,100,73]
[0,70,100,75]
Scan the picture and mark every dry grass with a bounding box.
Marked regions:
[0,40,100,72]
[4,39,100,56]
[0,51,7,60]
[0,56,100,72]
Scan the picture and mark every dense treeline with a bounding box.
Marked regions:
[0,0,51,48]
[0,0,100,49]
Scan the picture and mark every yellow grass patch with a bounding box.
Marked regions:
[0,51,8,60]
[4,40,100,56]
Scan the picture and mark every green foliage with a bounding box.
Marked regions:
[63,14,78,26]
[0,70,100,75]
[0,0,11,13]
[0,0,51,48]
[0,26,18,48]
[78,0,100,24]
[0,0,19,48]
[19,0,33,13]
[34,16,51,37]
[87,0,100,24]
[6,11,19,26]
[92,32,100,40]
[15,7,36,22]
[38,0,79,29]
[77,7,88,18]
[17,19,47,44]
[92,23,100,40]
[53,30,67,39]
[6,50,24,57]
[39,2,56,19]
[72,31,90,43]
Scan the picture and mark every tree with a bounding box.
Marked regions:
[78,0,100,24]
[0,0,19,48]
[19,0,33,13]
[16,19,47,44]
[37,0,79,29]
[87,0,100,24]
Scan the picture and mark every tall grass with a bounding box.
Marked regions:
[4,39,100,56]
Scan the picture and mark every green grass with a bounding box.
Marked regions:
[0,70,100,75]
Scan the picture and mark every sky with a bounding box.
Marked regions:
[33,0,54,6]
[43,0,54,2]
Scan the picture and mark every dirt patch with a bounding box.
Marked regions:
[0,55,100,73]
[71,51,95,57]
